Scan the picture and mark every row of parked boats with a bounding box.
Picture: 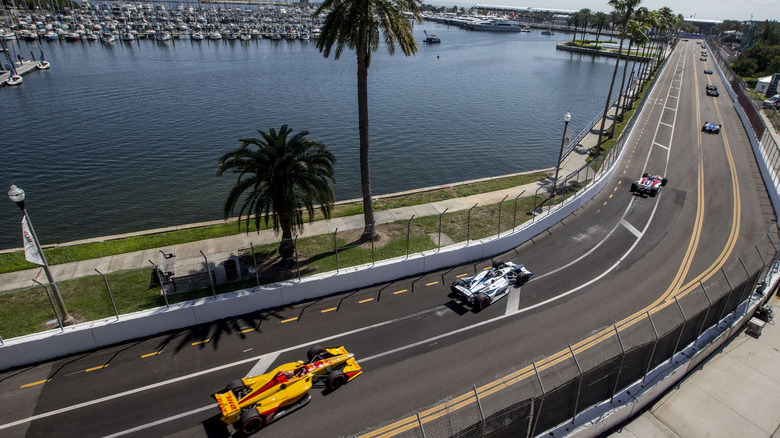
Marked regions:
[0,2,324,45]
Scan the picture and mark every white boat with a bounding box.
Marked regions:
[191,32,204,41]
[121,32,135,41]
[37,60,51,70]
[101,32,116,43]
[44,31,59,41]
[5,66,22,86]
[469,20,524,32]
[208,31,222,40]
[156,31,171,41]
[239,32,251,41]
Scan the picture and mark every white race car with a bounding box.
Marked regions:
[450,261,533,310]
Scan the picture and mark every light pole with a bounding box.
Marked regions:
[8,184,75,326]
[551,112,572,198]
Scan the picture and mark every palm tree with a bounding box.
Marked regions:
[217,125,336,263]
[579,9,592,41]
[595,0,642,153]
[314,0,421,241]
[568,12,582,42]
[592,12,610,44]
[612,16,648,136]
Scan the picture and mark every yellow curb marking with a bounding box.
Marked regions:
[456,274,468,278]
[359,298,374,303]
[393,290,408,295]
[20,379,50,389]
[321,307,338,313]
[141,351,162,358]
[239,328,255,334]
[425,281,439,286]
[191,339,210,346]
[281,318,298,323]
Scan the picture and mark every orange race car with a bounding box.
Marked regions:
[213,345,362,434]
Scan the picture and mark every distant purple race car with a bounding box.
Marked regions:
[630,173,667,197]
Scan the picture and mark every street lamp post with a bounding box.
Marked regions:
[8,184,75,326]
[551,112,572,198]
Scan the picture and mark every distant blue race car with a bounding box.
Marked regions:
[704,69,713,74]
[702,121,722,134]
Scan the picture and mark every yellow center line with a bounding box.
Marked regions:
[20,379,50,389]
[239,328,255,334]
[141,351,162,358]
[85,365,108,372]
[393,289,408,295]
[359,298,374,303]
[425,281,438,286]
[281,317,298,323]
[321,307,338,313]
[191,339,210,346]
[455,274,468,278]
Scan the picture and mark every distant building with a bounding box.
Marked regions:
[756,75,773,95]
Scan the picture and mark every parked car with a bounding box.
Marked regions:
[762,95,780,109]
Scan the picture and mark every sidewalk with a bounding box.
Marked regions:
[0,107,606,294]
[609,295,780,438]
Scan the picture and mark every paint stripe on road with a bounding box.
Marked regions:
[20,379,50,389]
[102,404,215,438]
[504,287,521,316]
[245,352,281,378]
[620,219,643,238]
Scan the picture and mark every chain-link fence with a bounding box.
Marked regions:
[353,232,779,438]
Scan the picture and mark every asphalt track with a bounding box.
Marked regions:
[0,39,777,438]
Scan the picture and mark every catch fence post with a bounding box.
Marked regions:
[371,221,376,265]
[416,412,427,438]
[250,242,260,288]
[149,260,169,308]
[611,325,626,402]
[33,279,63,332]
[673,297,687,356]
[698,281,712,338]
[200,250,216,298]
[406,215,415,259]
[473,384,486,434]
[644,311,659,382]
[437,209,448,251]
[497,194,508,237]
[467,203,477,244]
[529,362,546,438]
[334,228,339,273]
[95,269,119,320]
[512,190,525,231]
[738,257,751,316]
[569,344,583,423]
[294,237,301,282]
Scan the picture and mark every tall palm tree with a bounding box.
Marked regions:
[579,9,592,41]
[595,0,642,152]
[314,0,421,241]
[217,125,336,262]
[612,15,648,136]
[592,12,610,44]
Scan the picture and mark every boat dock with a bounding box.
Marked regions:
[0,60,42,85]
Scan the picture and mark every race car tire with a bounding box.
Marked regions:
[239,409,264,435]
[475,293,490,311]
[661,178,668,186]
[516,273,529,287]
[326,370,347,391]
[630,182,638,193]
[650,189,657,197]
[450,279,466,294]
[642,173,649,178]
[492,260,506,269]
[307,345,326,362]
[227,379,248,398]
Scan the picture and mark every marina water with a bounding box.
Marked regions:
[1,22,619,249]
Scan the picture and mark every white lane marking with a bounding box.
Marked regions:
[660,122,674,128]
[102,404,214,438]
[653,142,670,150]
[621,219,643,238]
[0,306,446,432]
[504,286,521,315]
[245,353,280,378]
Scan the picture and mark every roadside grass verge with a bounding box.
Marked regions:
[0,173,550,275]
[0,188,583,338]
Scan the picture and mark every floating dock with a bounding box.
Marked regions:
[0,60,43,85]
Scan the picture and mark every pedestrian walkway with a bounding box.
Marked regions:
[609,295,780,438]
[0,101,610,293]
